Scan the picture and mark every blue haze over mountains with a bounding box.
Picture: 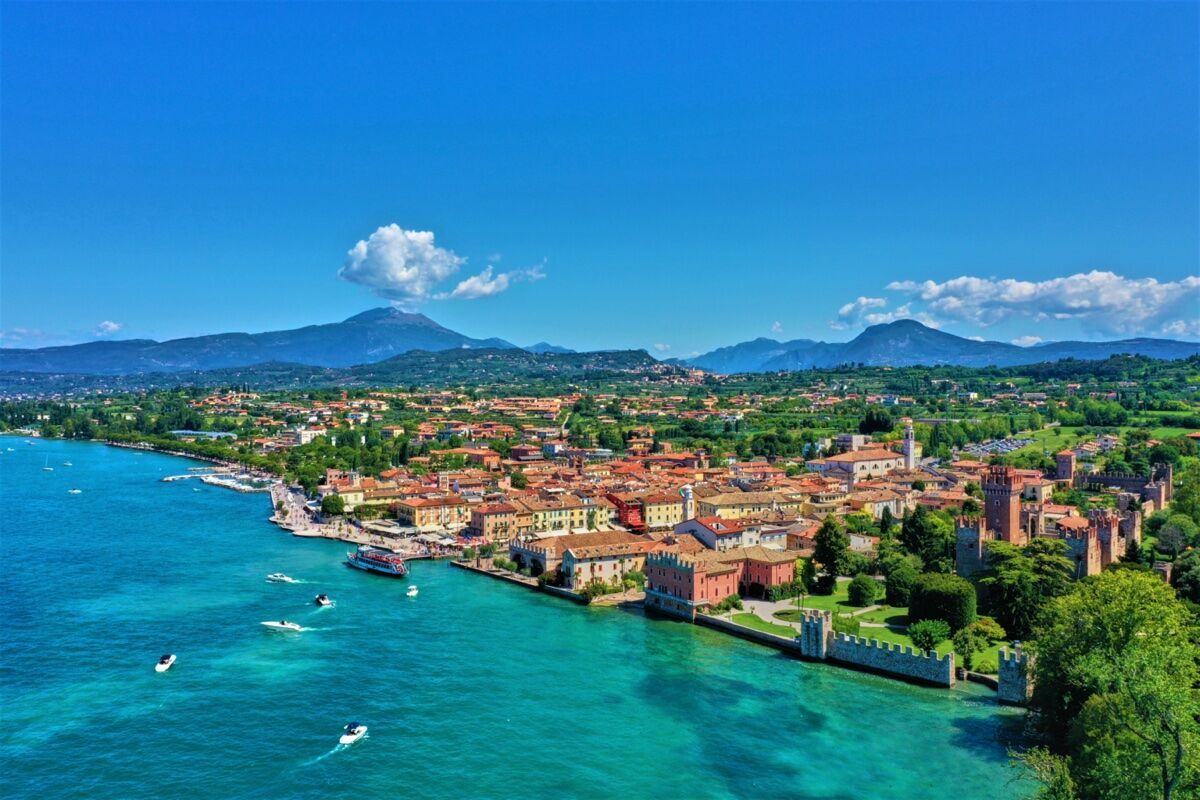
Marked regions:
[0,310,1195,376]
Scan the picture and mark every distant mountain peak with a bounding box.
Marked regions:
[687,318,1200,373]
[343,307,441,327]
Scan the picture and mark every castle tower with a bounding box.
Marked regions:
[983,465,1025,545]
[998,646,1034,704]
[1055,450,1076,482]
[1063,524,1101,579]
[955,516,992,578]
[679,485,695,522]
[1090,508,1123,566]
[902,417,917,470]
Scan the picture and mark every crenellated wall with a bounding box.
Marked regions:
[998,646,1034,704]
[798,610,955,686]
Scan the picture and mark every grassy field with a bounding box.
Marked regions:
[731,613,797,638]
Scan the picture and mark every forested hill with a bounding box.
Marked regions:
[0,348,671,395]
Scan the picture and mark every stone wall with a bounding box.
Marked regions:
[997,646,1034,705]
[798,610,955,687]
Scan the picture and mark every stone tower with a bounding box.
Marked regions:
[955,516,992,578]
[1055,450,1076,482]
[902,417,917,470]
[998,646,1034,704]
[983,465,1025,545]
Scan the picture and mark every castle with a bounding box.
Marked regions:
[956,462,1151,580]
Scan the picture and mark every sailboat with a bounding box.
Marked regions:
[42,457,53,472]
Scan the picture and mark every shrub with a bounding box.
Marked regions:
[952,618,1007,671]
[841,551,870,578]
[832,614,861,636]
[847,573,881,607]
[479,543,497,558]
[909,619,951,652]
[462,546,477,560]
[910,573,977,632]
[813,574,837,595]
[886,563,918,606]
[320,494,345,515]
[710,594,744,614]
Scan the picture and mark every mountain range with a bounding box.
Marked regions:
[1,310,1196,377]
[686,319,1200,372]
[0,308,518,374]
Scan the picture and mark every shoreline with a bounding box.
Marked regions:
[45,435,1005,700]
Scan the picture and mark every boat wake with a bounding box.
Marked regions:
[302,737,365,766]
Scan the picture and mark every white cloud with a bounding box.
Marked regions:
[94,320,123,337]
[339,225,545,306]
[831,297,941,330]
[339,225,465,307]
[653,343,671,352]
[439,263,545,301]
[770,321,783,334]
[883,271,1200,337]
[0,327,45,343]
[1011,335,1042,347]
[1161,319,1200,338]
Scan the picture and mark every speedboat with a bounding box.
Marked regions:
[339,723,368,745]
[314,593,332,607]
[67,489,82,494]
[406,586,419,598]
[155,654,177,672]
[63,461,73,467]
[261,620,303,631]
[266,573,298,583]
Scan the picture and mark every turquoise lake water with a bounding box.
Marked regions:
[0,439,1031,799]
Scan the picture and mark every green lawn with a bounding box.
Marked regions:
[731,613,797,638]
[851,606,909,625]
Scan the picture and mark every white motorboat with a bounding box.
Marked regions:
[339,723,368,745]
[406,586,419,598]
[63,461,73,467]
[261,620,303,631]
[155,654,177,672]
[68,489,82,494]
[266,573,298,583]
[314,593,332,607]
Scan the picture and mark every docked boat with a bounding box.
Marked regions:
[266,573,298,583]
[339,723,368,745]
[261,620,303,631]
[346,546,408,578]
[406,586,419,598]
[155,654,176,672]
[314,593,332,607]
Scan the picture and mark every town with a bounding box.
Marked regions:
[6,356,1199,675]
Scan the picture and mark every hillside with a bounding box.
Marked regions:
[690,320,1200,372]
[0,308,516,374]
[0,348,669,394]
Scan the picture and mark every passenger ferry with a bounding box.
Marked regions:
[346,546,409,577]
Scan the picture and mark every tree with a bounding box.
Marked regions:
[509,470,528,490]
[320,494,345,515]
[1029,570,1200,800]
[909,573,976,632]
[859,406,893,435]
[1171,550,1200,603]
[952,619,1006,671]
[847,573,881,606]
[879,506,896,536]
[814,517,850,576]
[901,506,954,572]
[908,619,950,652]
[885,562,919,606]
[978,538,1074,640]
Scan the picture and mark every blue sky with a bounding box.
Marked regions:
[2,2,1197,354]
